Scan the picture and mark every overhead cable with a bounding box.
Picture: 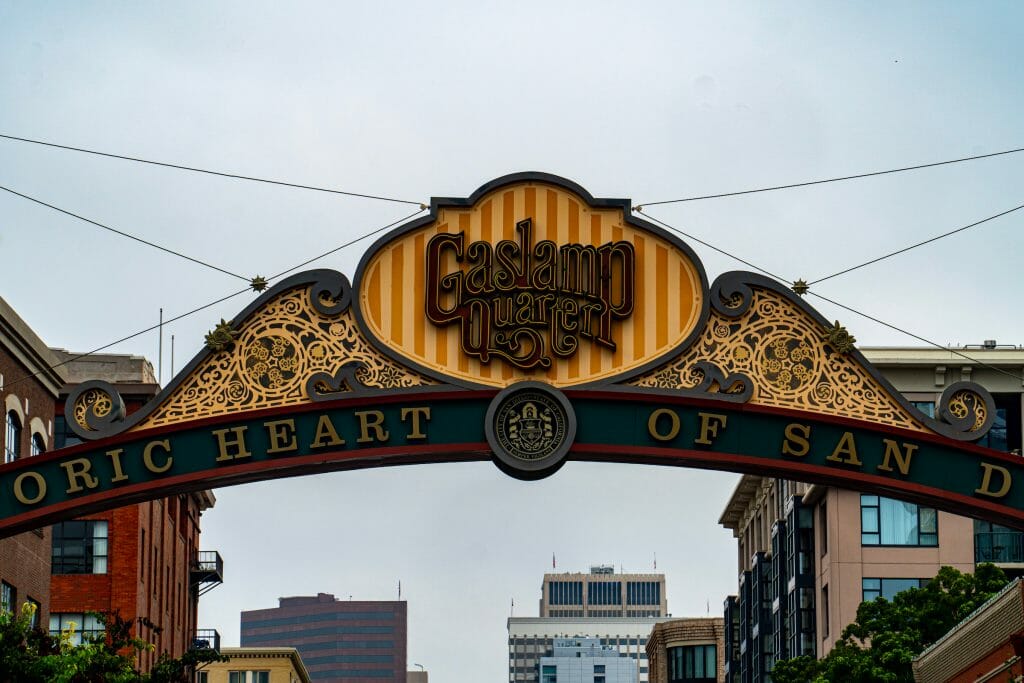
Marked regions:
[639,209,1024,382]
[809,201,1024,285]
[0,132,426,208]
[0,183,250,282]
[636,146,1024,207]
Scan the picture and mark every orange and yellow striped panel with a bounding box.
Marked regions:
[358,181,704,387]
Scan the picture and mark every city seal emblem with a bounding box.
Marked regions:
[486,382,576,480]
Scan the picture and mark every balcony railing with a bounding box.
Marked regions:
[975,531,1024,564]
[190,551,224,595]
[191,629,221,653]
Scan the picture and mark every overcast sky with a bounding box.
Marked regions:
[2,2,1024,680]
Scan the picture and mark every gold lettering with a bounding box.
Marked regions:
[975,462,1013,499]
[694,412,728,445]
[877,439,918,476]
[106,449,129,483]
[143,439,173,474]
[265,419,298,454]
[782,423,811,457]
[213,426,252,462]
[400,407,431,441]
[61,458,99,494]
[14,471,46,505]
[356,410,389,443]
[310,415,345,449]
[826,432,862,466]
[647,409,680,442]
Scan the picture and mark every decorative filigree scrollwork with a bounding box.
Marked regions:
[631,275,929,432]
[931,381,996,441]
[132,276,434,431]
[65,380,127,439]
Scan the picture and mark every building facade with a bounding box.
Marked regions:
[240,593,407,683]
[198,646,312,683]
[48,351,221,672]
[509,616,670,683]
[538,637,638,683]
[0,295,64,629]
[645,618,725,683]
[542,567,667,618]
[718,346,1024,682]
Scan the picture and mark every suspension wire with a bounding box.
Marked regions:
[0,288,251,392]
[636,208,790,283]
[640,208,1024,382]
[809,291,1024,382]
[0,183,250,282]
[1,208,428,391]
[809,201,1024,285]
[636,146,1024,207]
[268,207,427,280]
[0,132,427,207]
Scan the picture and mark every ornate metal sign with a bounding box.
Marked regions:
[0,172,1017,536]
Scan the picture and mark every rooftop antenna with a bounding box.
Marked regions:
[157,308,163,384]
[170,334,175,379]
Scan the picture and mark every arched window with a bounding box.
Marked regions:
[4,411,21,464]
[31,433,45,457]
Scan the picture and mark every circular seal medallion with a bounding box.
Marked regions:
[486,382,576,480]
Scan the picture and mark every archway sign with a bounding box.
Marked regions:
[0,173,1020,537]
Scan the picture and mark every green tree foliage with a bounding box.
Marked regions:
[0,604,226,683]
[772,563,1009,683]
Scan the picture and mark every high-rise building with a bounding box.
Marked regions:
[0,295,64,630]
[541,566,666,618]
[538,637,638,683]
[48,351,222,672]
[511,566,670,683]
[240,593,407,683]
[718,345,1024,682]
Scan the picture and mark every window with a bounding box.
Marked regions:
[821,585,829,638]
[27,598,39,628]
[5,411,21,463]
[911,401,935,418]
[30,433,45,456]
[861,495,937,546]
[53,415,82,450]
[862,577,927,602]
[668,644,717,682]
[594,665,606,673]
[195,673,208,683]
[228,673,269,683]
[542,664,557,683]
[50,612,104,645]
[52,520,109,574]
[819,502,828,556]
[1,582,14,613]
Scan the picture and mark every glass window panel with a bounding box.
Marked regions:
[861,494,878,506]
[919,508,937,534]
[861,508,879,533]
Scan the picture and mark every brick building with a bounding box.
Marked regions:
[199,646,312,683]
[0,295,64,628]
[241,593,407,682]
[48,351,222,672]
[646,618,726,683]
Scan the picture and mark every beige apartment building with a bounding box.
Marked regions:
[718,345,1024,682]
[198,647,311,683]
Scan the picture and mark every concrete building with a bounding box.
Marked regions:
[718,345,1024,682]
[240,593,407,683]
[511,566,670,683]
[538,637,638,683]
[542,566,667,618]
[48,351,222,672]
[509,616,670,683]
[198,646,312,683]
[0,295,65,629]
[645,618,725,683]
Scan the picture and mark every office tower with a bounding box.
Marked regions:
[241,593,407,682]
